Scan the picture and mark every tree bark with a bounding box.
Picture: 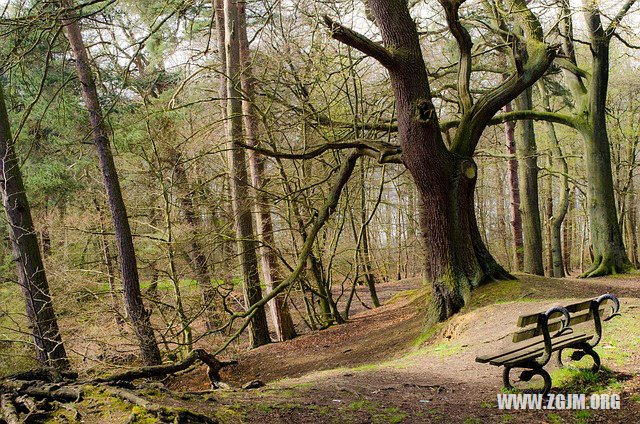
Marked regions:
[504,100,524,272]
[514,87,544,275]
[0,84,69,369]
[60,0,161,365]
[237,2,296,341]
[223,0,271,348]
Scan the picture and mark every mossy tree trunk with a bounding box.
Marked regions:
[514,88,544,275]
[558,0,634,277]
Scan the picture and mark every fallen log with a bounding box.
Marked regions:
[0,394,20,424]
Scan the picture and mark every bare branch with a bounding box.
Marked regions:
[322,15,397,69]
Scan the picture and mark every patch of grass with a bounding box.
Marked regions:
[546,412,562,424]
[500,414,514,423]
[575,410,591,424]
[629,393,640,403]
[424,342,464,357]
[552,367,623,394]
[466,279,526,309]
[352,364,380,372]
[480,402,493,408]
[463,418,481,424]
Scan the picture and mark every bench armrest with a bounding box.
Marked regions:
[596,293,620,321]
[588,293,620,347]
[535,305,571,366]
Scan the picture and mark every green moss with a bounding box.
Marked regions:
[130,406,158,423]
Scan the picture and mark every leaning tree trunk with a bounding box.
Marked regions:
[0,84,69,369]
[514,87,544,275]
[60,0,162,365]
[237,1,296,341]
[223,0,271,348]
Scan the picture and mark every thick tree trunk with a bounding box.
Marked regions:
[328,0,550,322]
[514,88,544,275]
[504,101,524,272]
[0,84,69,369]
[578,36,630,276]
[61,1,162,365]
[237,2,296,341]
[223,0,271,348]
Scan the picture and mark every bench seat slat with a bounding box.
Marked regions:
[475,332,588,365]
[516,299,592,327]
[502,333,592,367]
[512,308,604,343]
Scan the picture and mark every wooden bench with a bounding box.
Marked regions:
[476,293,620,395]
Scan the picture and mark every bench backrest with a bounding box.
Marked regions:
[512,298,609,343]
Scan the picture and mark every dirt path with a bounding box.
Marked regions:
[166,275,640,423]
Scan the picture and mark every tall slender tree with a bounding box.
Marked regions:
[60,0,162,365]
[237,2,296,341]
[557,0,636,276]
[514,87,544,275]
[223,0,271,347]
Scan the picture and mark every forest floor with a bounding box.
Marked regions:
[44,274,640,423]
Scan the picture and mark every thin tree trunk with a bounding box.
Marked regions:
[169,150,219,331]
[223,0,270,348]
[60,0,161,365]
[237,2,296,341]
[538,81,570,277]
[504,100,524,272]
[359,164,380,307]
[94,198,125,327]
[514,87,544,275]
[0,84,69,369]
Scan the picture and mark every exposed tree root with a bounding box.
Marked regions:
[0,394,20,424]
[579,255,631,278]
[88,348,235,388]
[103,386,216,423]
[0,380,83,402]
[0,349,240,422]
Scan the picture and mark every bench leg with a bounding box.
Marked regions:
[555,345,601,373]
[503,364,552,396]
